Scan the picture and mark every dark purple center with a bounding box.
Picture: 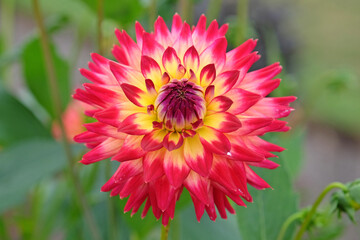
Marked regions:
[155,79,206,131]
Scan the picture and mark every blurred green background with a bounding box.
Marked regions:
[0,0,359,239]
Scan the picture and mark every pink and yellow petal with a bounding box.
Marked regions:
[204,112,241,133]
[184,134,213,177]
[118,112,156,135]
[164,146,190,188]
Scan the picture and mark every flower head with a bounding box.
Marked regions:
[74,14,296,225]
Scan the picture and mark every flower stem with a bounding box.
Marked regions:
[160,222,171,240]
[294,182,348,240]
[149,0,157,29]
[276,212,302,240]
[96,1,117,239]
[206,0,223,20]
[236,0,248,44]
[97,0,104,55]
[179,0,193,25]
[32,1,102,240]
[0,0,15,87]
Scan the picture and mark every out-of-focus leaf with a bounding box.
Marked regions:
[171,206,241,240]
[79,0,144,27]
[277,128,305,179]
[236,156,299,240]
[21,38,70,118]
[0,90,50,147]
[304,69,360,136]
[0,140,68,213]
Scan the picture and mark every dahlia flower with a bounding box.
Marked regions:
[74,14,295,225]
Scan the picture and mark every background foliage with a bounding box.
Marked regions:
[0,0,359,239]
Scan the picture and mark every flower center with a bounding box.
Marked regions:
[155,79,206,131]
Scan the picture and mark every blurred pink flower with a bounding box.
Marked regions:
[52,101,86,142]
[74,14,295,225]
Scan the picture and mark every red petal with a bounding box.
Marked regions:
[81,138,123,164]
[204,112,242,133]
[245,164,271,190]
[212,70,240,96]
[184,134,213,177]
[142,32,165,63]
[120,83,146,107]
[207,96,233,112]
[183,46,200,74]
[114,29,141,69]
[113,159,143,182]
[164,146,190,188]
[163,131,184,151]
[154,16,172,46]
[200,64,216,87]
[198,126,231,155]
[141,56,162,84]
[184,171,209,205]
[141,129,167,151]
[143,149,166,182]
[162,47,185,79]
[199,37,227,71]
[225,88,261,115]
[117,113,155,135]
[112,135,145,162]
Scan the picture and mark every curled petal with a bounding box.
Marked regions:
[141,56,163,90]
[183,46,200,74]
[162,47,185,79]
[200,64,216,87]
[207,96,233,112]
[163,131,184,151]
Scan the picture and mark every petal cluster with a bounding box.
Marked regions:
[74,14,296,225]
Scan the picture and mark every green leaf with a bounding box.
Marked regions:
[236,157,299,240]
[0,90,50,147]
[0,139,68,213]
[171,206,241,240]
[21,38,70,118]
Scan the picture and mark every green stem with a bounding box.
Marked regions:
[160,222,171,240]
[0,0,15,86]
[96,1,117,239]
[149,0,157,29]
[97,0,104,55]
[179,0,193,25]
[32,1,102,240]
[236,0,248,44]
[277,212,302,240]
[106,162,117,240]
[206,0,223,20]
[294,182,348,240]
